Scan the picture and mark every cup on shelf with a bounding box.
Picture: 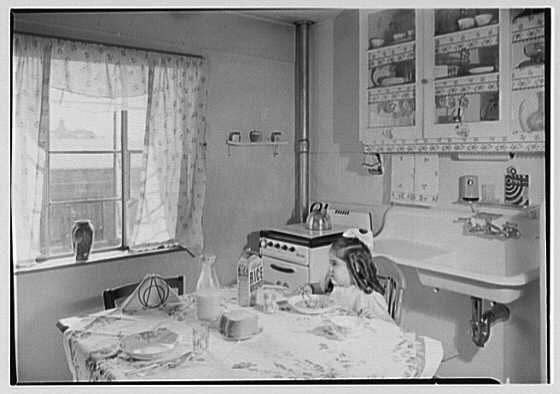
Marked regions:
[474,13,493,27]
[228,131,241,143]
[270,131,283,142]
[457,17,475,30]
[249,130,262,143]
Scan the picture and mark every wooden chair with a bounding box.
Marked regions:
[373,256,407,325]
[102,275,184,310]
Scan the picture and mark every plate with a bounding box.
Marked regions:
[222,326,264,342]
[468,66,494,74]
[120,327,178,360]
[371,65,396,87]
[287,294,336,315]
[381,77,407,86]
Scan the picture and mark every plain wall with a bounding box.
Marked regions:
[309,11,545,383]
[13,11,296,382]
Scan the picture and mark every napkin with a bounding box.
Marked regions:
[119,274,182,314]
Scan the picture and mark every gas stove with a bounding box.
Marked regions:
[259,205,372,289]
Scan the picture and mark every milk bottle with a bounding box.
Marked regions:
[196,254,222,322]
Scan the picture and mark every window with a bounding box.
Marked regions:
[45,90,148,257]
[12,34,208,268]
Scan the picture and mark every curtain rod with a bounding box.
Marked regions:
[13,30,205,60]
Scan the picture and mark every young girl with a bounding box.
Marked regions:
[302,228,392,322]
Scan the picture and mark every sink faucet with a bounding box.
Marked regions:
[454,206,521,239]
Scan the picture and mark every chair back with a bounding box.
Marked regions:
[102,275,184,310]
[373,256,406,325]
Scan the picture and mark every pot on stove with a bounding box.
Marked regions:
[306,202,332,231]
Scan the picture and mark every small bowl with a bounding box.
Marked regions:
[457,17,475,30]
[393,32,407,42]
[475,13,493,26]
[369,37,384,49]
[524,41,545,58]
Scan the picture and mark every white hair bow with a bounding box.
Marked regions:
[342,228,374,254]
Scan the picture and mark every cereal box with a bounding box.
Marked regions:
[237,250,264,307]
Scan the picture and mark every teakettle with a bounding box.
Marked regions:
[306,202,332,231]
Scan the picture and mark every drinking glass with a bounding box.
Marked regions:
[192,322,210,355]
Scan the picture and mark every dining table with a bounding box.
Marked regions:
[57,286,443,382]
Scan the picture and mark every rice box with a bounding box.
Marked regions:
[237,252,264,307]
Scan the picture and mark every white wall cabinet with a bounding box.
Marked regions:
[359,9,546,153]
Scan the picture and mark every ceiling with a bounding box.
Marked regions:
[234,9,343,25]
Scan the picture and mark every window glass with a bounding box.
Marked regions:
[46,88,147,256]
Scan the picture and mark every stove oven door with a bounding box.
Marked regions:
[262,255,309,290]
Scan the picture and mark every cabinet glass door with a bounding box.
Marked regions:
[510,10,545,142]
[424,9,509,139]
[360,9,423,145]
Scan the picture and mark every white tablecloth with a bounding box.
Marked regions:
[60,287,442,381]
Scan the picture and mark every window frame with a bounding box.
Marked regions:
[42,109,142,260]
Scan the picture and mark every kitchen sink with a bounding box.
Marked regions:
[373,205,541,303]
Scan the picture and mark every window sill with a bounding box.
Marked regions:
[14,246,187,276]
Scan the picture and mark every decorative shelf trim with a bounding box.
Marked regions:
[512,28,545,43]
[368,83,415,103]
[512,64,544,79]
[512,13,545,42]
[512,76,544,91]
[512,13,545,31]
[226,141,288,146]
[435,25,498,54]
[435,73,499,96]
[368,41,415,67]
[512,66,544,91]
[362,140,544,154]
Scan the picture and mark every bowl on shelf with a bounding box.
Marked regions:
[475,14,493,26]
[393,32,407,42]
[369,37,385,49]
[524,41,545,59]
[457,17,475,30]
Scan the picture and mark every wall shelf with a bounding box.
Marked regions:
[453,200,539,214]
[226,140,288,157]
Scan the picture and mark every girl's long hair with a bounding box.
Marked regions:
[329,236,385,295]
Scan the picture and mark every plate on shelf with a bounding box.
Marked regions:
[371,65,396,87]
[381,77,407,86]
[287,294,335,315]
[517,60,543,69]
[120,327,178,360]
[468,66,494,74]
[391,37,413,45]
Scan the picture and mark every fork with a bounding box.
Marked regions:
[124,351,193,376]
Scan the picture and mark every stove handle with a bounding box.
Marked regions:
[270,264,295,274]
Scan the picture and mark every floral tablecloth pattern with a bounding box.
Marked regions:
[61,288,442,381]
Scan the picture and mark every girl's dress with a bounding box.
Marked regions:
[329,285,393,322]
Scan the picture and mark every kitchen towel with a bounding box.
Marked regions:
[390,154,439,207]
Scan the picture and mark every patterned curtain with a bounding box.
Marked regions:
[12,33,207,265]
[131,54,208,254]
[12,34,51,265]
[49,38,149,99]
